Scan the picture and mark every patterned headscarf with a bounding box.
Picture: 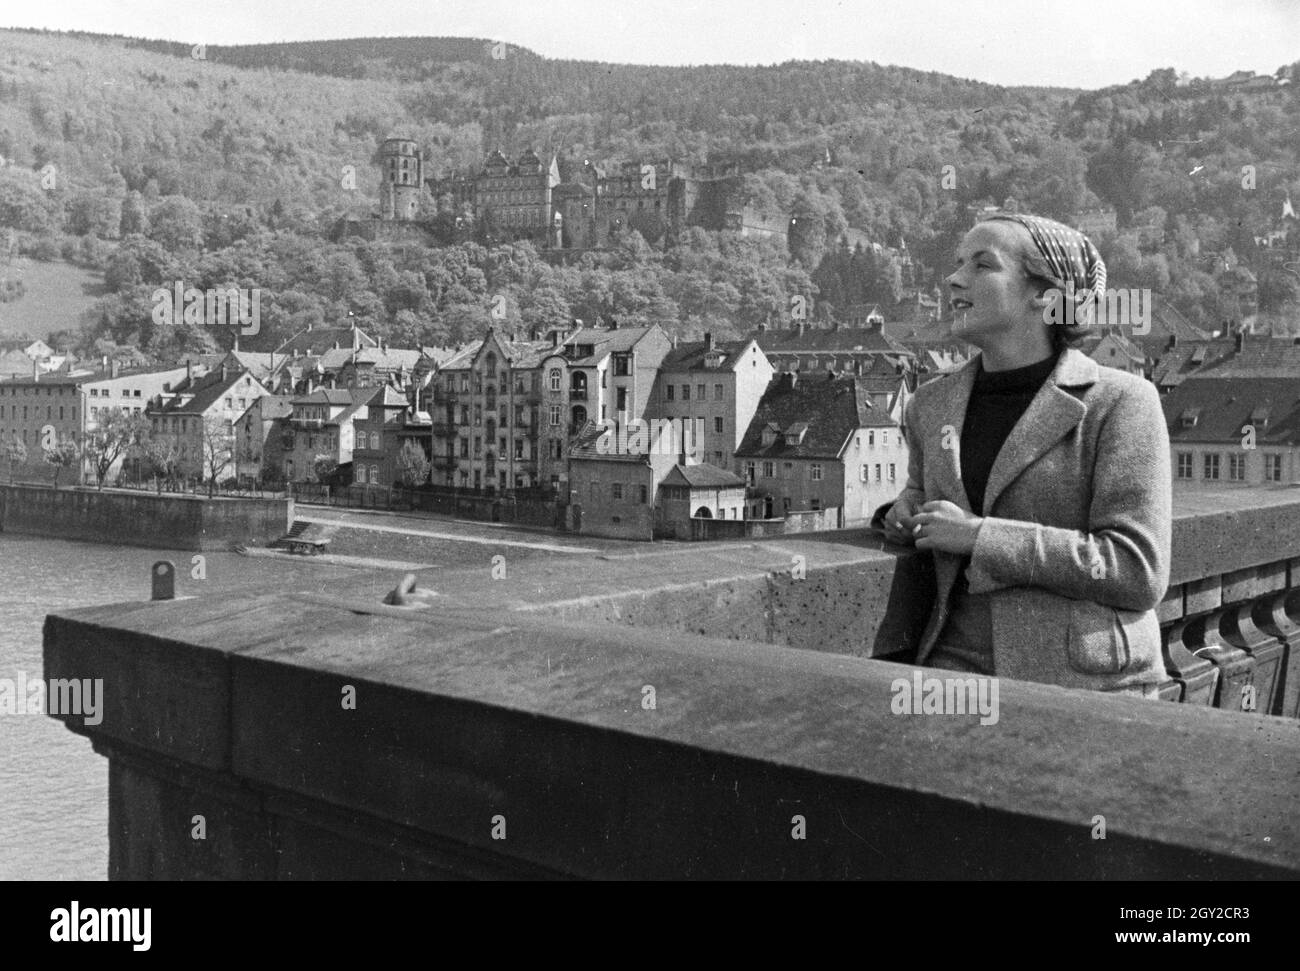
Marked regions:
[980,213,1107,326]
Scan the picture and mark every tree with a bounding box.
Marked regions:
[312,454,339,486]
[143,439,181,494]
[147,195,205,253]
[42,436,80,488]
[200,413,236,498]
[397,439,432,488]
[83,409,150,490]
[3,436,28,483]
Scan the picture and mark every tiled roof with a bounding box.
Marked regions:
[660,463,746,489]
[1194,337,1300,378]
[275,325,376,356]
[352,347,424,369]
[659,340,754,372]
[1162,376,1300,445]
[563,325,659,364]
[1147,339,1237,387]
[291,388,371,407]
[155,368,261,416]
[736,373,894,461]
[436,342,485,371]
[752,323,913,357]
[239,395,294,422]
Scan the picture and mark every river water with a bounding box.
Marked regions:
[0,534,361,880]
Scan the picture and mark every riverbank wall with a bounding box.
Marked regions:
[0,484,291,551]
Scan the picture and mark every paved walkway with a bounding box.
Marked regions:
[296,512,603,555]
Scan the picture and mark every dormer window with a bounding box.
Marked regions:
[1179,408,1201,428]
[1250,405,1271,428]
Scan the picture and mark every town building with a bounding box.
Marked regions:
[352,385,418,488]
[279,387,373,484]
[149,364,271,483]
[644,336,774,471]
[654,463,748,538]
[735,371,908,525]
[1162,374,1300,487]
[233,394,294,484]
[1,362,191,483]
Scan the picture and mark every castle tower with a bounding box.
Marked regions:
[378,138,424,221]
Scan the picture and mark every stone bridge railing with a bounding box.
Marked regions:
[42,490,1300,879]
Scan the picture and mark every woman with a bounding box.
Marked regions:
[874,214,1172,695]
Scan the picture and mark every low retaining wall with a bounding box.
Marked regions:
[0,484,292,551]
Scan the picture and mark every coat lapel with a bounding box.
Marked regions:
[980,349,1097,516]
[930,358,979,514]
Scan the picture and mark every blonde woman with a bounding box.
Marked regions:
[875,214,1171,695]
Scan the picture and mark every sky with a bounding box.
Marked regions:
[3,0,1297,90]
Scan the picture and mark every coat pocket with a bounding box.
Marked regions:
[1065,600,1130,675]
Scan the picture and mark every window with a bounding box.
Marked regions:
[745,462,756,484]
[614,356,630,377]
[783,497,791,512]
[666,385,675,401]
[225,397,232,409]
[370,432,381,450]
[1228,453,1246,481]
[810,463,823,481]
[714,417,724,433]
[697,384,705,400]
[515,440,524,459]
[1203,453,1220,480]
[875,464,882,482]
[371,465,380,484]
[888,463,896,482]
[550,405,561,426]
[681,385,690,401]
[1265,454,1283,482]
[861,464,869,483]
[474,406,482,426]
[810,498,821,511]
[1176,452,1193,479]
[460,438,469,458]
[473,437,482,457]
[612,482,623,500]
[356,466,367,484]
[867,430,875,447]
[762,461,774,478]
[616,388,627,412]
[783,462,793,478]
[639,484,648,504]
[549,368,561,392]
[714,384,723,401]
[881,431,889,446]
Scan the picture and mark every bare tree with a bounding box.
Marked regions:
[200,413,236,498]
[82,408,150,490]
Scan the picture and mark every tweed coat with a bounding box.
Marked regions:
[875,348,1172,690]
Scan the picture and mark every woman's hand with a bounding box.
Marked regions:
[912,500,984,555]
[882,495,924,545]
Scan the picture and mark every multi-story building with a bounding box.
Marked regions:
[1163,374,1300,487]
[429,148,562,247]
[643,336,773,470]
[234,394,294,483]
[735,371,908,525]
[352,385,416,488]
[149,365,270,482]
[280,388,373,484]
[427,331,552,493]
[1,362,190,483]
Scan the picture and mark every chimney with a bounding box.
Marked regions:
[220,362,228,383]
[111,360,119,379]
[1235,331,1244,353]
[704,332,713,351]
[787,371,798,391]
[552,329,562,348]
[672,333,678,349]
[186,361,193,385]
[32,358,38,382]
[758,322,767,333]
[1167,335,1177,350]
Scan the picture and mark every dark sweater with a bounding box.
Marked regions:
[930,350,1061,673]
[960,351,1061,515]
